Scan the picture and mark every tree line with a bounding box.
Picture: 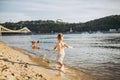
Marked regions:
[0,15,120,33]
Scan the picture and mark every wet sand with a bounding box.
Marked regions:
[0,42,98,80]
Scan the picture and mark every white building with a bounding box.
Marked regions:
[70,28,73,33]
[109,29,116,32]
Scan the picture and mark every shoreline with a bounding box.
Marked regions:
[0,41,98,80]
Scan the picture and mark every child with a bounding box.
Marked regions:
[54,33,72,72]
[32,41,40,49]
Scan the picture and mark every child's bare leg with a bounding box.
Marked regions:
[58,61,64,71]
[58,62,62,69]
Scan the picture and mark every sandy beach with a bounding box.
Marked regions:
[0,42,97,80]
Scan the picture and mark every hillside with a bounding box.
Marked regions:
[79,15,120,32]
[0,15,120,33]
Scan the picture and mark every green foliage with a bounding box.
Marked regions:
[1,15,120,33]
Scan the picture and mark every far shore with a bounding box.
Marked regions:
[0,31,120,36]
[0,41,99,80]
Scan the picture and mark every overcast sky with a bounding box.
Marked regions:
[0,0,120,23]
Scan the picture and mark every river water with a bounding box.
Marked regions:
[0,33,120,80]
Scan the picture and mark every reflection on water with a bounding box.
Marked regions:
[0,33,120,80]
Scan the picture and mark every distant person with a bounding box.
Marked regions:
[54,33,73,72]
[32,41,40,49]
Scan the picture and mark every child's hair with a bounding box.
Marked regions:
[37,41,39,43]
[57,33,63,41]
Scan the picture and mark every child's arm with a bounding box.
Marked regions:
[64,43,73,48]
[54,44,57,51]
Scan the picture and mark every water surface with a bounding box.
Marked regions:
[0,33,120,80]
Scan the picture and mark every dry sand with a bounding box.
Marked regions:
[0,42,98,80]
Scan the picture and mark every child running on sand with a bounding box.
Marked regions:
[54,33,73,72]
